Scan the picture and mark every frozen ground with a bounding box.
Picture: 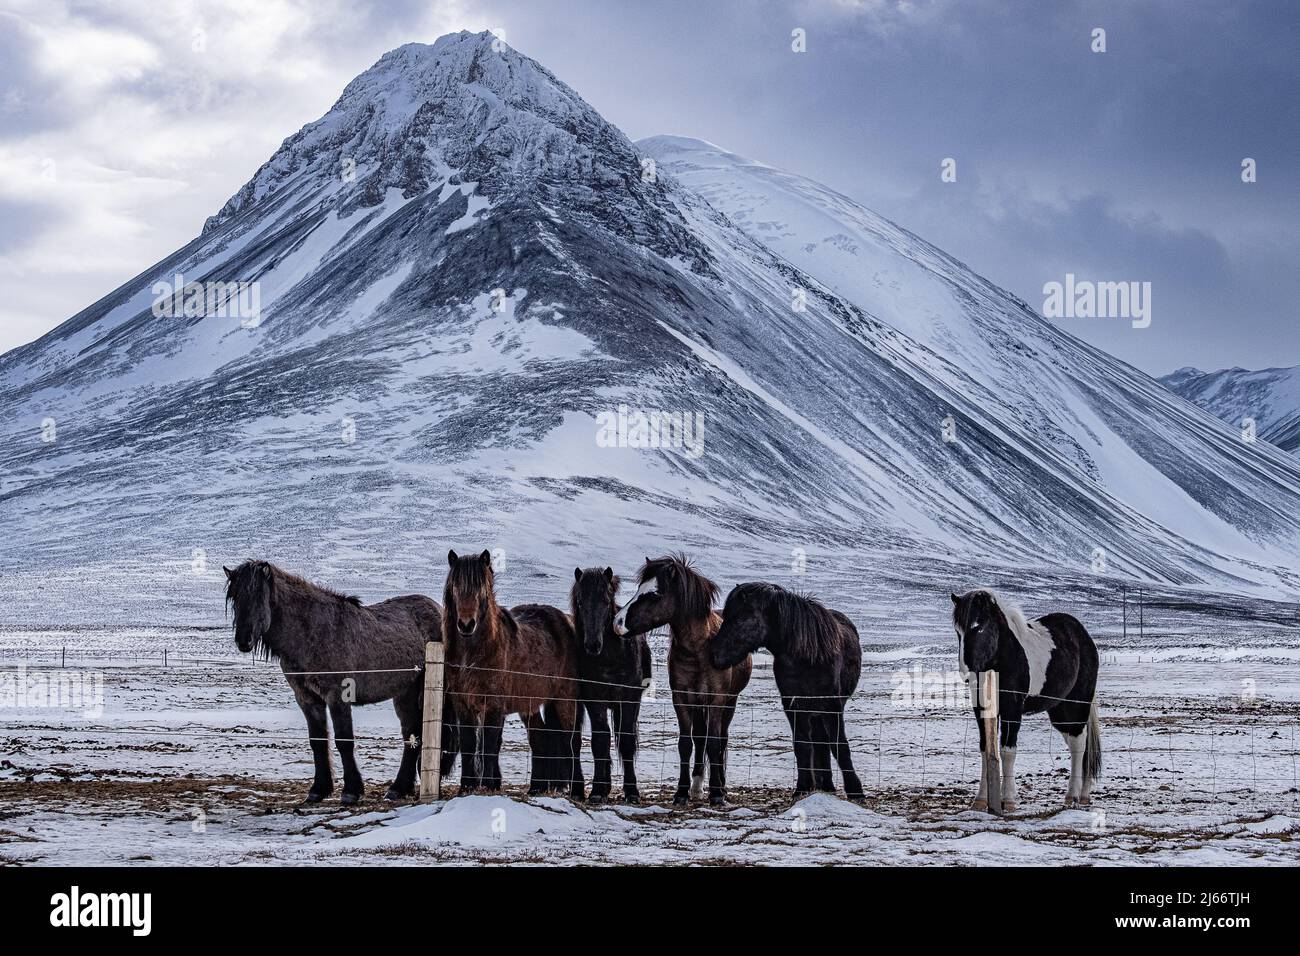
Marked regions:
[2,569,1297,865]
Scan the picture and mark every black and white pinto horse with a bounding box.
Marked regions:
[951,590,1102,811]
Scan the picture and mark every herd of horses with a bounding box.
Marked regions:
[224,551,1102,814]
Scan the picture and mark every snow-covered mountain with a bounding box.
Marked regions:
[1161,365,1300,454]
[3,30,1300,611]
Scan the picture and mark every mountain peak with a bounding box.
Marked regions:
[202,30,637,234]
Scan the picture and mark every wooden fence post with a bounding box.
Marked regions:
[419,641,446,803]
[977,670,1002,815]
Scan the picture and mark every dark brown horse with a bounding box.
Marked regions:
[711,582,865,800]
[223,560,457,805]
[443,549,583,798]
[571,567,653,803]
[613,553,752,805]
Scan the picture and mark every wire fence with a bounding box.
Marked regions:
[3,650,1298,801]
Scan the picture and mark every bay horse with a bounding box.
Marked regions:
[711,583,865,800]
[443,549,583,798]
[223,560,457,805]
[613,553,751,806]
[951,590,1102,812]
[571,566,653,803]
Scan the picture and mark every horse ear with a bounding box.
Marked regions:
[480,549,493,566]
[574,567,583,582]
[603,566,613,581]
[448,549,458,566]
[223,566,234,581]
[951,592,960,605]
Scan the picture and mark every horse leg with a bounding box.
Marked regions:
[526,711,549,795]
[459,706,483,793]
[780,698,799,790]
[617,699,641,803]
[558,698,584,801]
[831,709,865,800]
[327,697,364,805]
[791,700,816,797]
[439,696,459,779]
[672,704,693,805]
[1051,702,1088,808]
[971,711,988,811]
[540,703,569,794]
[999,701,1023,812]
[295,688,332,803]
[587,702,612,803]
[812,711,834,792]
[706,703,734,806]
[690,707,707,800]
[386,686,421,800]
[481,711,504,792]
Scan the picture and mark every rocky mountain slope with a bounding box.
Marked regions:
[3,31,1299,617]
[1161,365,1300,454]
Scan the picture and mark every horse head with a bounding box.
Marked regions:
[224,561,274,656]
[613,552,718,636]
[445,549,496,642]
[951,590,1003,674]
[711,582,774,668]
[571,566,619,656]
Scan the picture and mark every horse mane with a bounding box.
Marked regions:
[225,560,361,612]
[638,552,717,620]
[764,584,842,663]
[970,589,1031,642]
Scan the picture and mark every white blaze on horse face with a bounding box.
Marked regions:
[613,577,658,635]
[1012,619,1055,697]
[954,625,969,678]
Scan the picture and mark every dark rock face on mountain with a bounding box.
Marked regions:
[3,30,1300,612]
[1161,365,1300,454]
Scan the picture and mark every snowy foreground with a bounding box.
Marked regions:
[2,589,1297,865]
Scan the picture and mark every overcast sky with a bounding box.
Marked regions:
[1,0,1296,374]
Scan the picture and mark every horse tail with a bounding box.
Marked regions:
[1085,703,1102,782]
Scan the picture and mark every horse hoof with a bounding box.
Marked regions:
[303,790,329,804]
[1079,796,1092,807]
[970,798,988,811]
[1063,797,1078,809]
[672,791,689,807]
[586,793,605,805]
[846,790,866,803]
[709,792,726,807]
[384,787,412,802]
[1003,802,1018,813]
[623,790,641,805]
[340,791,363,807]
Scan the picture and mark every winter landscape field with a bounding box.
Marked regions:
[2,6,1299,874]
[3,558,1297,865]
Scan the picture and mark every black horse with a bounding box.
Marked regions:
[952,590,1101,812]
[224,560,457,804]
[710,582,865,800]
[570,567,653,803]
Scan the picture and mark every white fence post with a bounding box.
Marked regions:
[419,642,446,803]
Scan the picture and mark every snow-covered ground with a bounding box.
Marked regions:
[3,576,1296,865]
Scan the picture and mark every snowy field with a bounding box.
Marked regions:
[2,562,1297,866]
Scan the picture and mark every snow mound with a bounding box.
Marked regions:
[329,794,635,850]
